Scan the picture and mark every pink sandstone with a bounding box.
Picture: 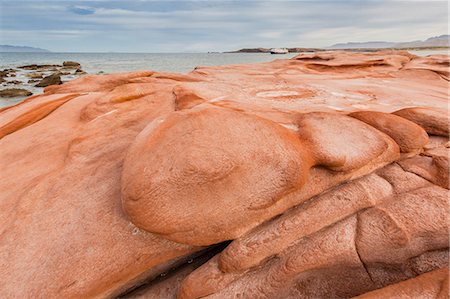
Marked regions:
[0,50,448,298]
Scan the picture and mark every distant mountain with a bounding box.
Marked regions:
[395,35,450,48]
[0,45,50,52]
[329,41,396,49]
[329,35,449,49]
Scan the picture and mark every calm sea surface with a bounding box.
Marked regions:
[1,52,300,107]
[0,52,299,74]
[0,50,447,107]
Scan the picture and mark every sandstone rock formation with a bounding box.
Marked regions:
[0,50,448,298]
[354,268,449,299]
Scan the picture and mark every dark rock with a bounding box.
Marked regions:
[0,88,32,97]
[74,69,87,75]
[63,61,81,68]
[0,69,16,77]
[35,72,62,87]
[28,79,40,84]
[18,64,61,71]
[227,48,271,53]
[7,80,21,85]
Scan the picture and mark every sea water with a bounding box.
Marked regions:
[0,52,300,107]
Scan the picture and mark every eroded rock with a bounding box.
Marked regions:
[393,107,450,137]
[122,106,313,246]
[1,51,448,298]
[353,268,449,299]
[349,111,429,154]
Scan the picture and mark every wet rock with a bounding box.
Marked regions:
[26,72,43,79]
[74,68,87,75]
[35,72,62,87]
[18,64,61,71]
[6,80,21,85]
[62,61,81,68]
[0,88,32,97]
[0,69,16,78]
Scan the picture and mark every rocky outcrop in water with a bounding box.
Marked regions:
[63,61,81,68]
[17,64,61,71]
[0,88,32,97]
[0,50,448,298]
[0,62,88,101]
[34,72,62,87]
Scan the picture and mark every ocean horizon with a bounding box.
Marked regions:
[2,49,447,74]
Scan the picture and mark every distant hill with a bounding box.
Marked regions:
[329,41,396,49]
[228,35,449,53]
[395,35,450,48]
[329,35,449,49]
[226,48,271,53]
[0,45,50,52]
[226,47,325,53]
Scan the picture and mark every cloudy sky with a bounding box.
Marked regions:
[0,0,447,52]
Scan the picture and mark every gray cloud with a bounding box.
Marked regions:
[0,0,447,52]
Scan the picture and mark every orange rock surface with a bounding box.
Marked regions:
[0,51,448,298]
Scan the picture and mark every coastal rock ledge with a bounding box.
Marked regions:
[0,50,449,298]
